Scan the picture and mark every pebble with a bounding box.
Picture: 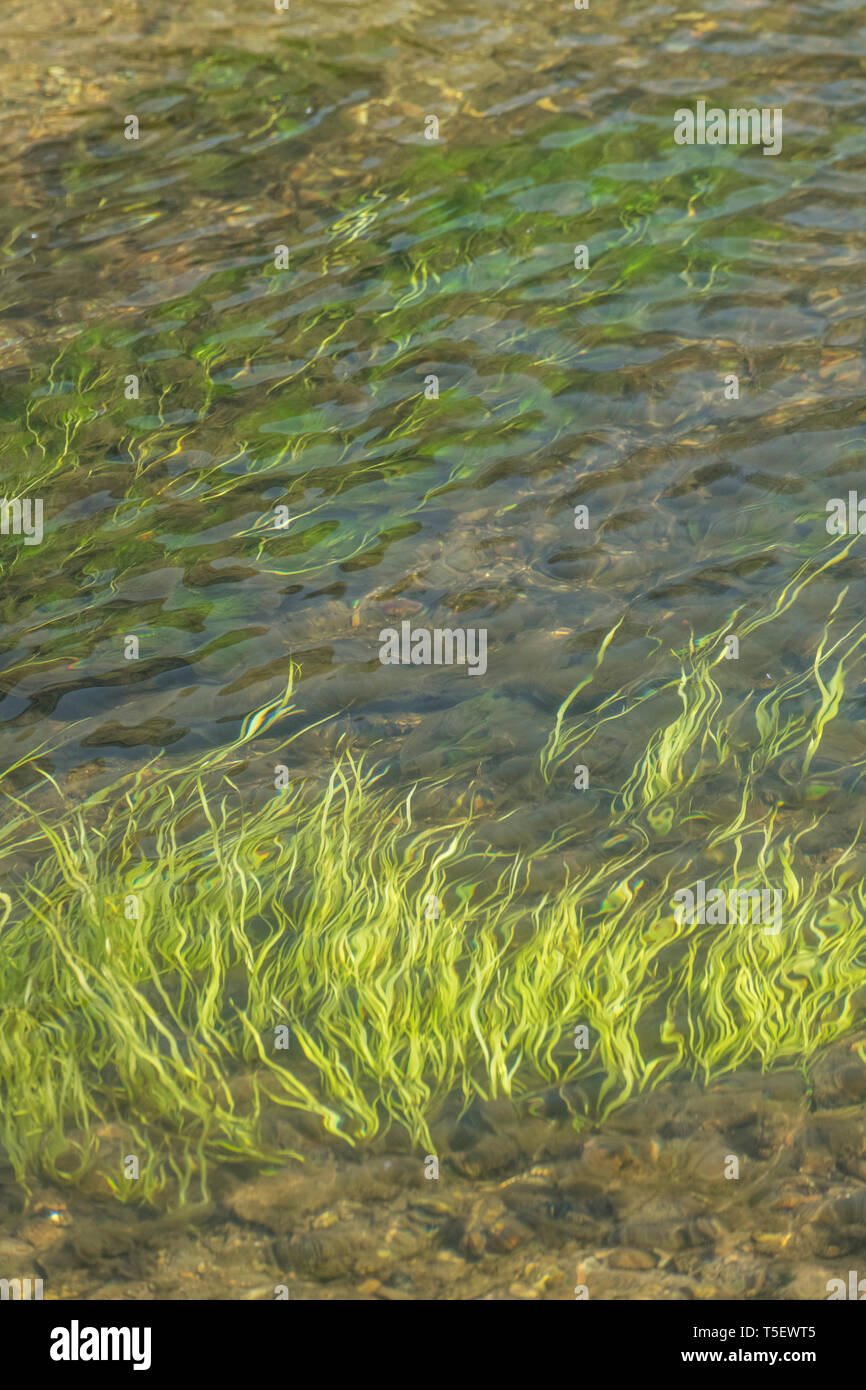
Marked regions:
[277,1228,363,1281]
[609,1248,656,1270]
[227,1164,337,1232]
[486,1217,532,1253]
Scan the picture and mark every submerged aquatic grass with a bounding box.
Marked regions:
[2,551,866,1207]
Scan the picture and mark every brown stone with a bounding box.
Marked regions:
[610,1248,656,1270]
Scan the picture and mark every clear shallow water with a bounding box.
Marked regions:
[1,0,866,1299]
[1,0,864,807]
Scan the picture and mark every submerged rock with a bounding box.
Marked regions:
[277,1227,364,1281]
[811,1035,866,1109]
[226,1164,337,1232]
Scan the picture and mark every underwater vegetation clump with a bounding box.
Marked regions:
[1,548,866,1207]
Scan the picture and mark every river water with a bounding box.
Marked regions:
[1,0,865,1301]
